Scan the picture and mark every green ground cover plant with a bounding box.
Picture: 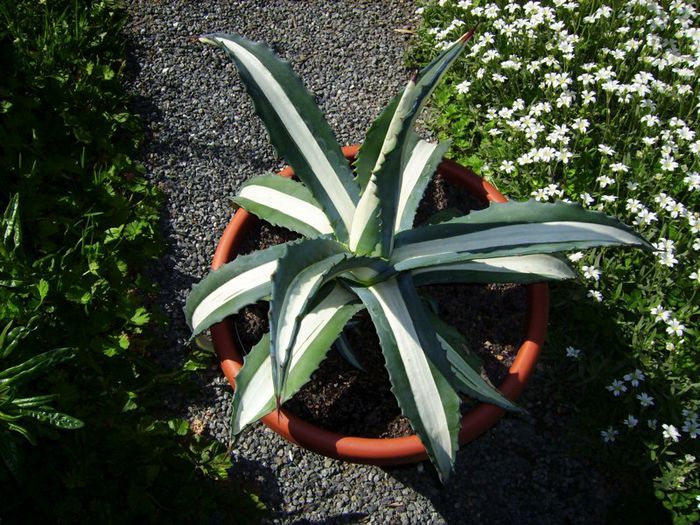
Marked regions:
[0,0,263,522]
[410,0,699,522]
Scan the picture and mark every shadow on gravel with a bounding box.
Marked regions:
[229,456,370,524]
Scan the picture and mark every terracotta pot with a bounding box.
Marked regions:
[210,144,549,466]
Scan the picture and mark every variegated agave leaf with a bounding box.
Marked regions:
[350,29,478,257]
[393,200,652,271]
[199,33,359,241]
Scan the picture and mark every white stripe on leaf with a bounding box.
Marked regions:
[191,260,278,332]
[238,184,333,235]
[369,280,453,469]
[393,221,645,270]
[233,286,357,433]
[213,37,356,232]
[395,140,438,233]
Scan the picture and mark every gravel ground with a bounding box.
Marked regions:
[126,1,615,523]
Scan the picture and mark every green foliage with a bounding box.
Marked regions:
[408,0,699,519]
[0,0,264,522]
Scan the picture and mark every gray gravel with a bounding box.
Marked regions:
[126,1,615,523]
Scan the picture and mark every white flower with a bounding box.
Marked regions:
[650,305,671,323]
[571,118,590,133]
[682,419,699,439]
[657,251,678,268]
[634,209,658,226]
[694,239,700,251]
[637,393,655,407]
[587,290,603,302]
[662,423,681,442]
[641,114,660,127]
[580,193,594,206]
[642,136,658,146]
[607,379,628,397]
[598,144,616,156]
[610,163,629,173]
[653,238,675,253]
[499,160,515,173]
[456,80,472,94]
[582,265,601,281]
[623,415,639,428]
[601,427,618,443]
[581,90,596,105]
[660,157,678,171]
[684,172,700,191]
[531,188,549,201]
[690,271,700,283]
[623,369,645,387]
[568,252,584,262]
[596,175,615,188]
[666,318,685,337]
[625,199,643,214]
[565,346,582,359]
[677,127,695,142]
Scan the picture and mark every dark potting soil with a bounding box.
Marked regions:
[232,173,527,438]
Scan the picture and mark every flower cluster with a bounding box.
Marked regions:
[416,0,699,518]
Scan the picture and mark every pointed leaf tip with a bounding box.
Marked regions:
[460,25,479,43]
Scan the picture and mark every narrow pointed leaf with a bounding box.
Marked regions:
[0,433,25,483]
[269,238,348,397]
[333,333,364,371]
[429,313,522,412]
[349,30,476,257]
[185,242,289,336]
[200,33,358,239]
[412,254,576,286]
[2,193,22,254]
[231,285,362,434]
[0,348,75,386]
[393,200,651,271]
[232,174,333,238]
[17,408,84,429]
[354,94,400,192]
[350,275,460,482]
[395,139,452,233]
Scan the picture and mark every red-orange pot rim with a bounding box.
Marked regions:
[210,144,549,466]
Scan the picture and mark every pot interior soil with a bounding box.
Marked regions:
[231,173,527,438]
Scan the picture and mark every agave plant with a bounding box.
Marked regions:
[185,31,650,481]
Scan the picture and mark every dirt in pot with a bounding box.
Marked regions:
[231,173,527,438]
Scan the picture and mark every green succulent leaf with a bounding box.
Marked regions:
[393,200,651,271]
[184,242,289,337]
[333,332,364,371]
[394,138,451,233]
[232,174,334,238]
[231,284,362,434]
[269,238,349,398]
[200,33,358,240]
[428,313,522,412]
[412,254,576,286]
[349,30,476,257]
[354,94,400,193]
[350,274,460,482]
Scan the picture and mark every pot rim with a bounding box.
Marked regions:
[210,144,549,466]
